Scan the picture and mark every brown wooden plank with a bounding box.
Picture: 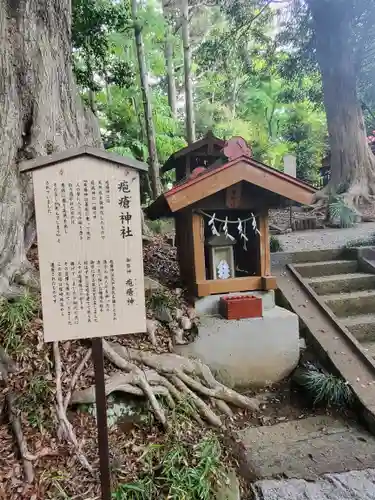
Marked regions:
[175,212,195,291]
[259,212,270,277]
[190,189,268,211]
[262,276,277,290]
[225,182,242,208]
[196,276,262,297]
[192,213,206,283]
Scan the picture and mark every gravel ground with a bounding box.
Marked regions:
[278,222,375,252]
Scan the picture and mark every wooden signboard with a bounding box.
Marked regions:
[21,147,149,500]
[20,147,147,342]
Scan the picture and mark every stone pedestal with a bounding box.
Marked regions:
[175,305,299,388]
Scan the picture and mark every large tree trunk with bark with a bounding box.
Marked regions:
[0,0,101,297]
[308,0,375,206]
[132,0,161,199]
[181,0,196,144]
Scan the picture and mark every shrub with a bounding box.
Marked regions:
[270,235,284,253]
[293,362,354,408]
[345,233,375,248]
[328,195,357,228]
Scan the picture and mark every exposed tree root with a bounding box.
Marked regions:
[7,392,34,483]
[102,341,167,428]
[311,178,375,219]
[63,348,92,412]
[71,340,259,428]
[0,347,34,483]
[53,342,93,473]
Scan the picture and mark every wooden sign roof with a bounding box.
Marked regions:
[19,145,148,173]
[147,137,316,219]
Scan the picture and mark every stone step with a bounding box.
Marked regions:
[321,289,375,317]
[294,260,358,279]
[344,314,375,342]
[308,272,375,295]
[361,341,375,358]
[237,415,375,481]
[252,469,375,499]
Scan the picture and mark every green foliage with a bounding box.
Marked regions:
[113,401,227,500]
[147,288,179,311]
[0,292,38,353]
[16,374,53,429]
[113,478,154,500]
[270,235,284,253]
[72,0,329,195]
[72,0,133,91]
[328,196,358,228]
[345,233,375,248]
[293,364,354,408]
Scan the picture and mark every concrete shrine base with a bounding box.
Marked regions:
[175,299,299,388]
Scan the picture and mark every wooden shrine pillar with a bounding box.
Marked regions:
[259,211,277,290]
[192,213,206,286]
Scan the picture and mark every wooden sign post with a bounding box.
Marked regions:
[20,147,148,500]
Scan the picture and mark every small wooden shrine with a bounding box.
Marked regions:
[147,134,316,297]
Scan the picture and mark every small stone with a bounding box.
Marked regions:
[187,307,197,319]
[144,276,165,292]
[168,320,179,331]
[174,308,183,320]
[181,316,193,330]
[173,328,185,345]
[146,318,160,346]
[146,318,160,334]
[216,468,240,500]
[299,338,306,350]
[155,305,173,323]
[260,415,272,424]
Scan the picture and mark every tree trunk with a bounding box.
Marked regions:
[0,0,101,297]
[231,77,238,119]
[163,9,177,120]
[308,0,375,205]
[181,0,196,144]
[131,0,161,199]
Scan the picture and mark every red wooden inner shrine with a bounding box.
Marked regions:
[147,133,316,297]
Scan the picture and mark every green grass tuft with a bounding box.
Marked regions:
[113,400,228,500]
[270,235,284,253]
[0,291,38,353]
[293,364,354,408]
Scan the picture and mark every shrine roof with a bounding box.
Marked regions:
[147,136,316,219]
[161,131,225,173]
[19,146,148,173]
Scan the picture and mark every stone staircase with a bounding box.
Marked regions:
[294,258,375,357]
